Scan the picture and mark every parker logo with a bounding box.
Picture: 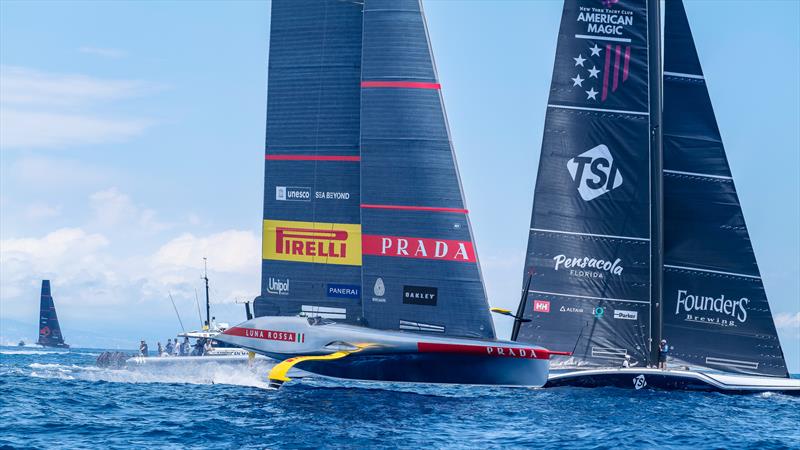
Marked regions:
[613,309,638,320]
[675,289,749,326]
[263,219,361,266]
[362,235,476,262]
[533,300,551,313]
[553,254,623,279]
[402,285,438,306]
[267,277,290,296]
[275,186,311,202]
[567,145,623,201]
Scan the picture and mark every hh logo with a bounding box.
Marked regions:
[633,374,647,390]
[533,300,551,313]
[362,235,476,262]
[567,144,623,201]
[263,219,361,266]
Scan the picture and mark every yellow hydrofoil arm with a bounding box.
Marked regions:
[267,343,375,389]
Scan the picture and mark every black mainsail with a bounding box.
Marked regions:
[37,280,69,349]
[517,0,790,380]
[254,0,494,339]
[661,0,788,377]
[516,0,655,366]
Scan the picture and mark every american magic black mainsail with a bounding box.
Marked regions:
[513,0,798,393]
[214,0,567,388]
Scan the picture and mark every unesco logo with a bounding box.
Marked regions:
[567,144,623,201]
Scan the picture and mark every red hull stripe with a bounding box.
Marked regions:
[361,81,441,89]
[360,204,468,214]
[417,342,557,360]
[266,155,360,162]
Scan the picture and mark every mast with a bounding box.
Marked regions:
[203,257,211,330]
[647,0,664,366]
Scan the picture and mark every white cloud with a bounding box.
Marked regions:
[0,66,156,149]
[775,312,800,336]
[0,109,150,149]
[89,187,170,232]
[152,230,260,275]
[23,203,62,220]
[78,47,126,59]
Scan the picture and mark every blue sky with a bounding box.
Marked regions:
[1,1,798,370]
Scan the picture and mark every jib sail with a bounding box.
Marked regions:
[661,0,788,377]
[37,280,68,348]
[255,0,365,323]
[515,0,655,365]
[358,0,494,338]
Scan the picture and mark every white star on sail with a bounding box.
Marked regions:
[573,54,586,67]
[589,44,602,57]
[588,66,600,78]
[571,74,585,87]
[585,87,598,100]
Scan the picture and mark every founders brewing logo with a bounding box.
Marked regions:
[675,289,749,327]
[571,2,634,102]
[402,286,438,306]
[263,219,361,266]
[553,253,623,278]
[568,145,623,201]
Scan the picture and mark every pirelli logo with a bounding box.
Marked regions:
[263,219,362,266]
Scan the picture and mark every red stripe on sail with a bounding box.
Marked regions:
[602,44,612,101]
[360,204,468,214]
[623,46,631,81]
[361,81,441,89]
[612,45,621,92]
[265,155,360,162]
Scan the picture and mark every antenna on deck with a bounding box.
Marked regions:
[194,289,203,329]
[168,292,186,333]
[202,257,211,331]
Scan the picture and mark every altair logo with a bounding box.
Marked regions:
[267,277,290,296]
[567,145,623,201]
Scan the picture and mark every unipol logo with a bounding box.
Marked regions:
[567,145,623,201]
[267,277,289,296]
[633,374,647,390]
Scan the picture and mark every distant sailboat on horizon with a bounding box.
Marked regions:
[37,280,69,349]
[512,0,798,393]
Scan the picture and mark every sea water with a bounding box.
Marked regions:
[1,346,798,449]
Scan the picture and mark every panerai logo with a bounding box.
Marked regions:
[553,254,623,278]
[675,289,749,325]
[267,277,290,296]
[567,145,623,201]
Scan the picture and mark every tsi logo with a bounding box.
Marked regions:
[633,374,647,390]
[267,277,290,296]
[567,144,623,201]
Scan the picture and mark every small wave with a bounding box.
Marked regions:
[0,350,70,355]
